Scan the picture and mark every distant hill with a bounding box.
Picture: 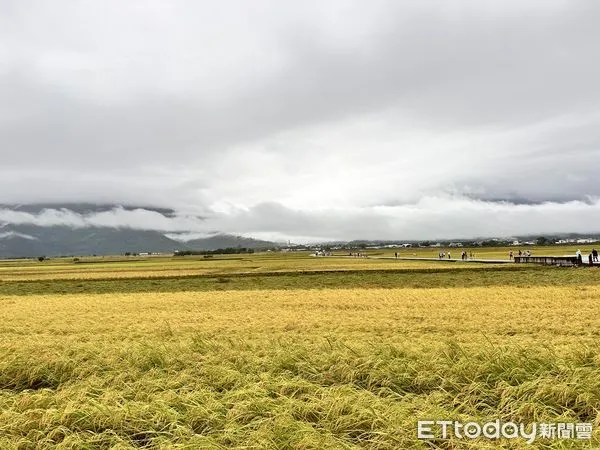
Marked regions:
[0,203,276,258]
[0,225,188,258]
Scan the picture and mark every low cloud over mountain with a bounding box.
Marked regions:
[0,204,277,257]
[0,200,599,255]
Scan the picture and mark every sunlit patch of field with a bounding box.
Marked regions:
[1,285,600,448]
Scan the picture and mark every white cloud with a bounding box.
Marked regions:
[164,232,221,242]
[0,231,38,240]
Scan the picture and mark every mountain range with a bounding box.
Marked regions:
[0,204,277,258]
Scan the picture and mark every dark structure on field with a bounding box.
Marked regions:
[514,255,580,266]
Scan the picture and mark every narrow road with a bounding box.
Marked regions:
[369,256,513,264]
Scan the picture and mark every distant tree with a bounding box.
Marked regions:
[536,236,550,245]
[479,240,505,247]
[38,256,45,262]
[124,252,131,256]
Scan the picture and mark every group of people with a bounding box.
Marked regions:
[437,251,475,260]
[509,249,531,259]
[460,251,474,260]
[576,248,598,265]
[349,252,367,258]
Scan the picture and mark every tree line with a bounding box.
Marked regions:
[174,248,256,256]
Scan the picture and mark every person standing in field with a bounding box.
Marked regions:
[593,249,598,262]
[448,251,451,259]
[589,253,593,266]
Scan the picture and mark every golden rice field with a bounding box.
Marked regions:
[0,254,505,282]
[1,250,600,449]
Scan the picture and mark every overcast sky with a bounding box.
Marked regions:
[1,1,600,242]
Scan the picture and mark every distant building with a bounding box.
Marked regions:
[576,238,595,244]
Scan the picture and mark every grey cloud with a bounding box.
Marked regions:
[1,1,599,239]
[3,2,599,168]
